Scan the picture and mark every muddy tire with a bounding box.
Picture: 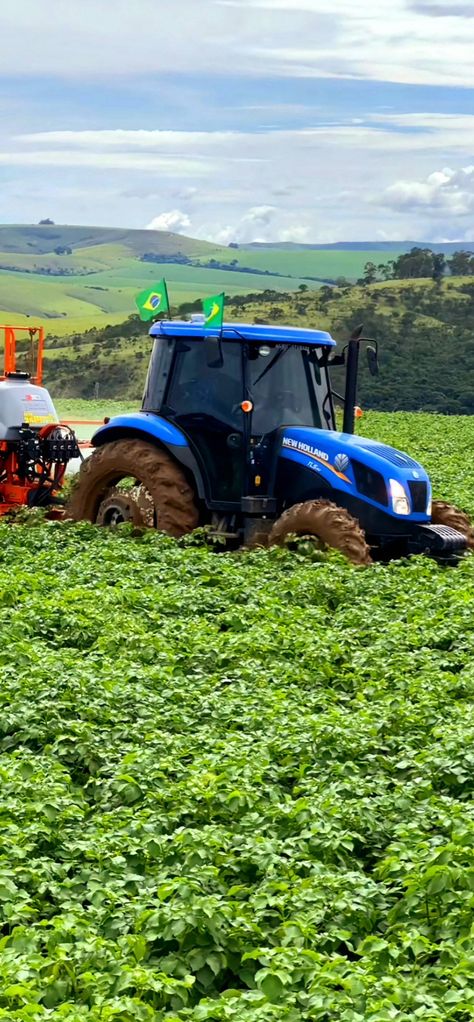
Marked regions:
[68,440,199,537]
[269,498,371,566]
[94,488,147,527]
[431,500,474,549]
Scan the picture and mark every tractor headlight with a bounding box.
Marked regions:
[389,478,410,516]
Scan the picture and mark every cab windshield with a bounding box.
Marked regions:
[248,344,329,433]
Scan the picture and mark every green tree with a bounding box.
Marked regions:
[448,250,474,276]
[363,261,378,285]
[392,247,436,279]
[432,252,446,286]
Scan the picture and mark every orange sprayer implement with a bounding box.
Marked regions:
[0,324,79,516]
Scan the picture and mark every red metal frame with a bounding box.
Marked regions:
[0,324,45,385]
[0,326,74,515]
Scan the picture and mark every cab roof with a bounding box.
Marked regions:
[149,320,336,348]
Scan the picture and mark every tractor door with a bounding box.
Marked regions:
[163,339,244,506]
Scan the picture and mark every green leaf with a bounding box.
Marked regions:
[259,974,285,1003]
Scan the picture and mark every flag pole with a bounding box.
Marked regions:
[163,278,170,320]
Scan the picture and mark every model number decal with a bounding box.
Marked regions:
[282,436,329,462]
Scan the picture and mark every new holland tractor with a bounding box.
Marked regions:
[70,319,473,564]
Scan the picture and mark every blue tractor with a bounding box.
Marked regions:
[70,319,473,564]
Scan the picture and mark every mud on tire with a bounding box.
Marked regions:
[269,498,371,566]
[68,439,199,537]
[431,500,474,549]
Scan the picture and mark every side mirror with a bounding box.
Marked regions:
[367,344,379,377]
[205,336,223,368]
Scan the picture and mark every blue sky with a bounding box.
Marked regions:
[1,0,474,243]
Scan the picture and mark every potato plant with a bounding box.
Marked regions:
[0,412,474,1021]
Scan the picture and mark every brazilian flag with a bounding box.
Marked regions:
[135,279,170,322]
[202,292,225,328]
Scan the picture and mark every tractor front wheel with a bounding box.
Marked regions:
[68,439,199,537]
[431,500,474,549]
[268,499,371,566]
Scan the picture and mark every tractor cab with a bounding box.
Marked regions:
[142,320,337,507]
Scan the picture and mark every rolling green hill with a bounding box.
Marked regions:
[0,224,408,335]
[0,224,219,257]
[38,275,474,413]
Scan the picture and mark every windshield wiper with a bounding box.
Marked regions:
[252,345,289,386]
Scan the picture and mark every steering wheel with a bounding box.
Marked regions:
[179,380,240,422]
[273,390,301,414]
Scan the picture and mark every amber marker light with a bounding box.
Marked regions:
[354,406,363,419]
[241,400,253,413]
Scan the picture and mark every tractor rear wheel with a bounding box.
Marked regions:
[431,500,474,549]
[268,499,371,565]
[68,439,199,537]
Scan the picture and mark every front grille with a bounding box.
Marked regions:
[409,480,428,513]
[351,459,388,506]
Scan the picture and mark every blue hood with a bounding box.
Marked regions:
[279,427,431,521]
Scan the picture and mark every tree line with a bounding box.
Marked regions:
[360,247,474,286]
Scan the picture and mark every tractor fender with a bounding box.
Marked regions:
[91,412,207,500]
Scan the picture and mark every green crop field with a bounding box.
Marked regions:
[1,410,474,1019]
[0,262,315,337]
[227,247,401,281]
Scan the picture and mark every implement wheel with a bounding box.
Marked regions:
[431,500,474,549]
[269,498,371,566]
[68,440,199,537]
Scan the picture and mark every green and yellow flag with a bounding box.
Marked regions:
[135,279,170,322]
[202,292,225,328]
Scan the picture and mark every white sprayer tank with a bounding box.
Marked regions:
[0,376,58,440]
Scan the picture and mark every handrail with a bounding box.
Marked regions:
[0,324,45,384]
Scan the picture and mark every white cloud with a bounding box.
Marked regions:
[7,113,474,242]
[193,205,277,244]
[1,0,474,88]
[278,225,311,242]
[0,149,212,176]
[18,129,241,149]
[380,166,474,217]
[164,203,314,245]
[237,0,474,87]
[17,116,474,166]
[146,210,192,232]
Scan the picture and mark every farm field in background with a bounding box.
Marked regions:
[2,408,474,1018]
[0,262,313,336]
[225,246,401,280]
[0,223,409,334]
